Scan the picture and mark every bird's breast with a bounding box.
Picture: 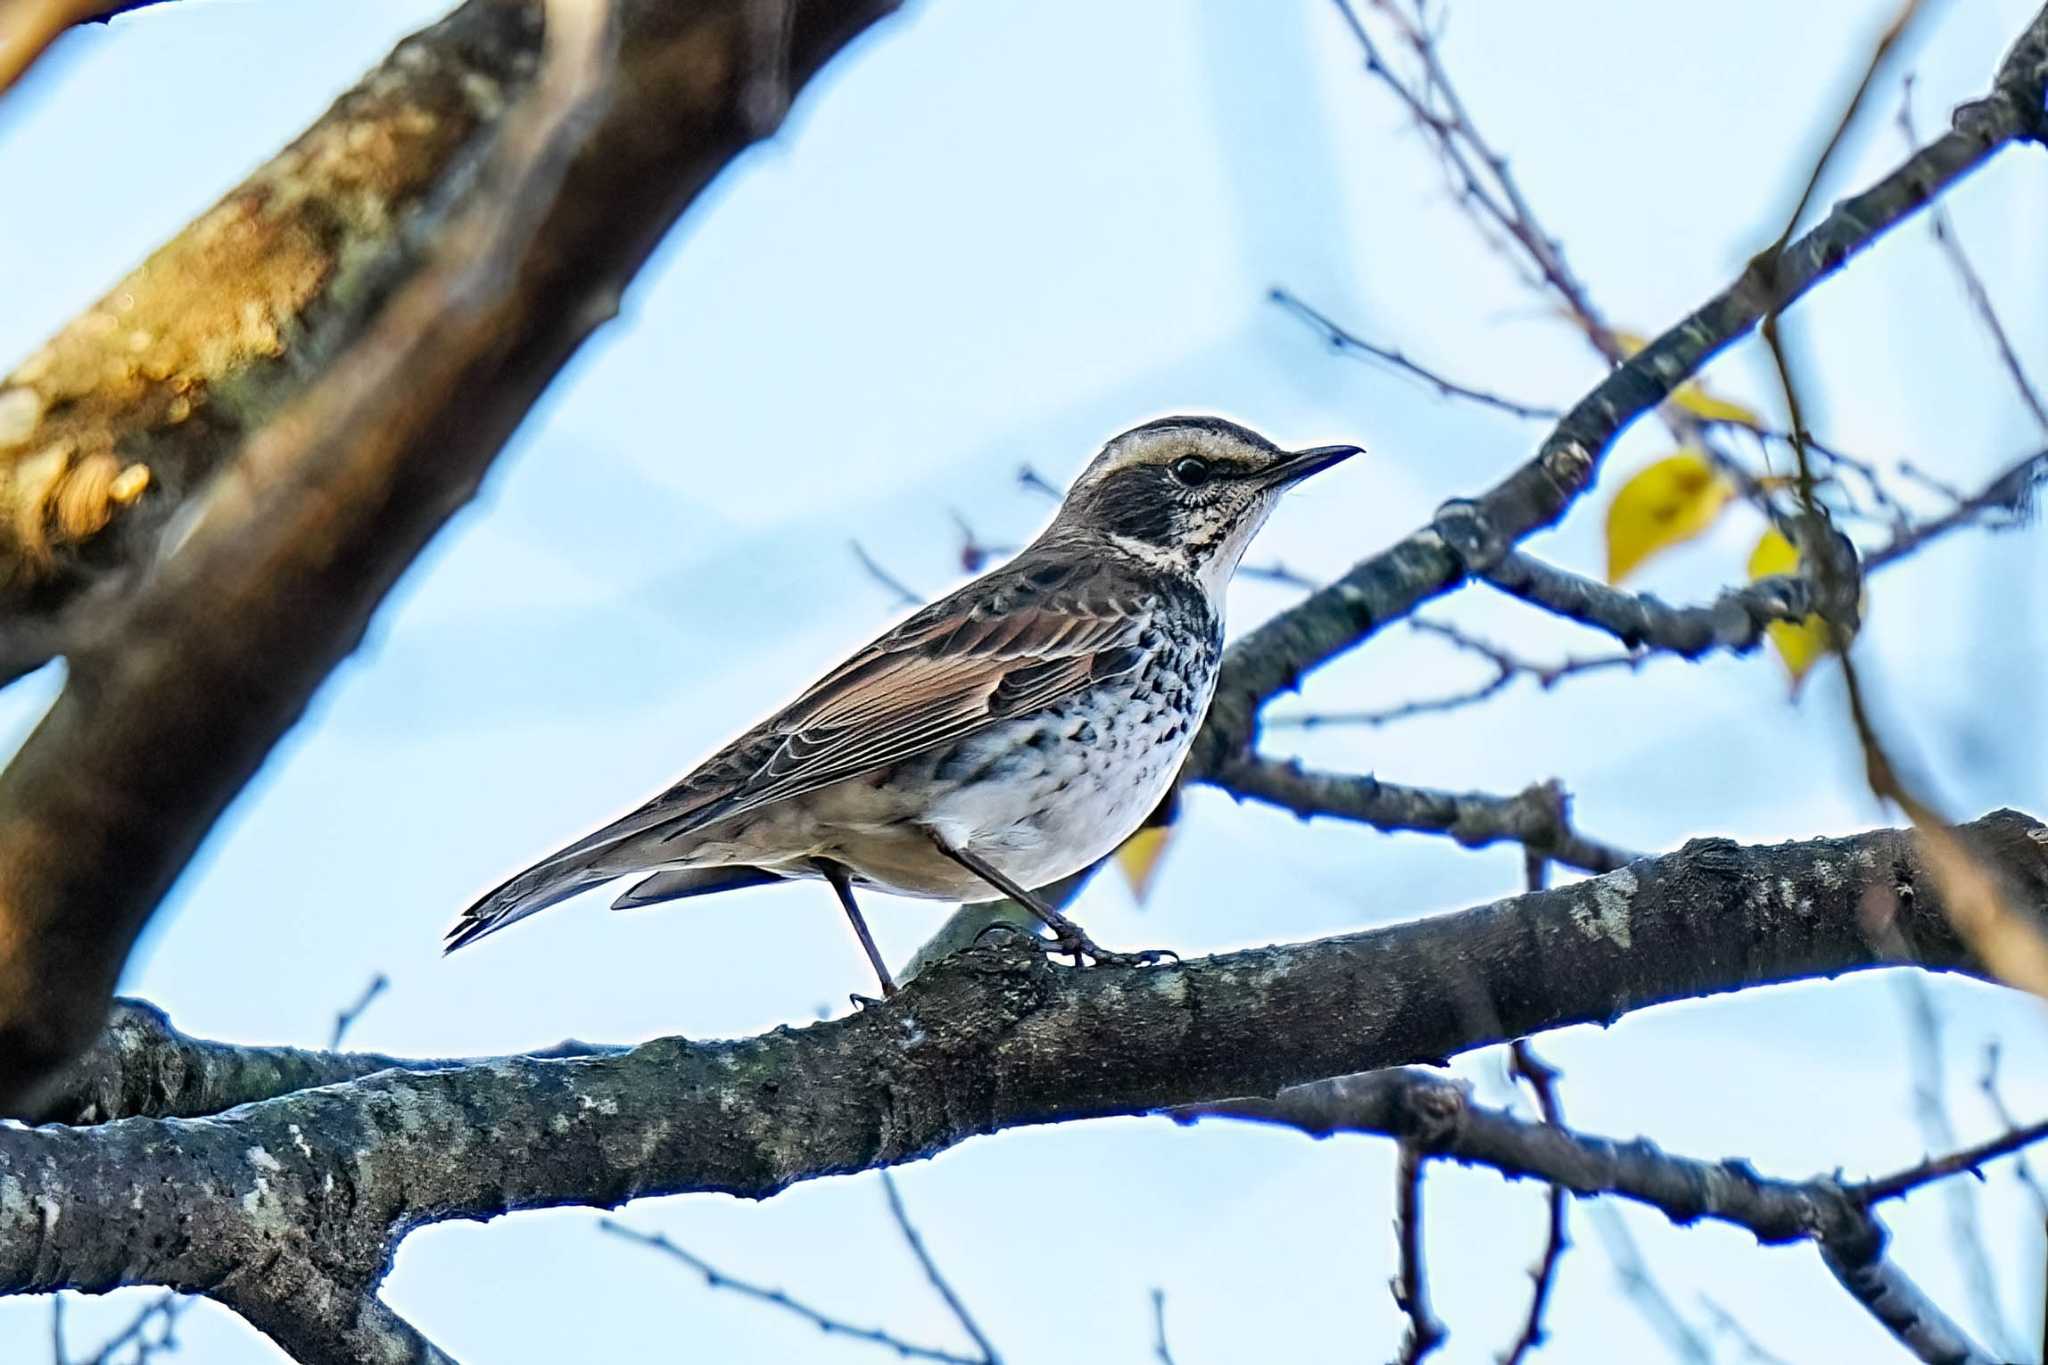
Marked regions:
[910,627,1219,884]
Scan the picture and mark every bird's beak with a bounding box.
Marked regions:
[1260,443,1363,487]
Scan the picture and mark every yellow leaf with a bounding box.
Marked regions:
[1603,450,1735,583]
[1671,387,1766,430]
[1746,527,1830,690]
[1113,825,1172,902]
[1609,328,1765,431]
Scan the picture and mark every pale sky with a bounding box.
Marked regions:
[2,2,2046,1362]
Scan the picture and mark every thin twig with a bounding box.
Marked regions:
[1391,1141,1446,1364]
[1900,78,2048,437]
[598,1219,987,1365]
[329,973,389,1052]
[1015,465,1062,500]
[1150,1289,1177,1365]
[1270,289,1561,421]
[849,540,923,609]
[1699,1295,1796,1365]
[1268,617,1643,729]
[1980,1043,2048,1220]
[1339,0,1616,358]
[1187,1066,2041,1364]
[1894,977,2018,1356]
[1857,1119,2048,1205]
[1588,1204,1714,1365]
[1500,1042,1567,1365]
[1864,449,2047,572]
[879,1171,1000,1365]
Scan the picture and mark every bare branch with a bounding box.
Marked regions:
[1587,1204,1714,1365]
[1190,10,2048,776]
[1900,77,2048,437]
[1270,288,1561,422]
[1391,1141,1446,1364]
[1475,550,1822,658]
[1149,1290,1176,1365]
[329,973,389,1052]
[1499,1042,1568,1365]
[849,540,924,609]
[1,812,2038,1352]
[1864,448,2048,572]
[1698,1296,1795,1365]
[1979,1043,2048,1220]
[599,1220,986,1365]
[880,1172,1000,1365]
[1211,760,1638,875]
[0,0,908,1115]
[1183,1066,2024,1365]
[1894,977,2020,1356]
[1268,618,1642,730]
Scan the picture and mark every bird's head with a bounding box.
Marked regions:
[1049,416,1360,596]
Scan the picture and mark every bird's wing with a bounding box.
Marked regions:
[643,587,1151,841]
[445,560,1157,952]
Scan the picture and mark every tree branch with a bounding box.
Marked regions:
[0,0,907,1116]
[1187,10,2048,776]
[1178,1065,2021,1365]
[1210,761,1639,875]
[1,811,2038,1359]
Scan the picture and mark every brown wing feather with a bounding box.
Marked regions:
[637,570,1151,843]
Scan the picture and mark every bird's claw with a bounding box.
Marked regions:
[1032,921,1176,971]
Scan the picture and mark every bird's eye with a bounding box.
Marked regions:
[1169,456,1212,487]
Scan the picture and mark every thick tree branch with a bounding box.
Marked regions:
[0,0,906,1116]
[1187,9,2048,776]
[1,811,2038,1360]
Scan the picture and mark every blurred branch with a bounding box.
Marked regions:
[1698,1295,1795,1365]
[0,0,908,1117]
[1150,1290,1176,1365]
[1900,77,2048,437]
[1210,760,1638,875]
[1269,288,1561,422]
[49,1289,190,1365]
[1191,1,2048,780]
[328,972,389,1052]
[1268,618,1642,730]
[6,812,2038,1358]
[1895,978,2019,1357]
[1182,1065,2032,1365]
[1981,1044,2048,1222]
[1864,448,2048,571]
[1752,1,2048,1014]
[1587,1203,1714,1365]
[599,1219,986,1365]
[850,539,924,608]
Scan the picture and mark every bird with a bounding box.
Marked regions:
[446,417,1359,993]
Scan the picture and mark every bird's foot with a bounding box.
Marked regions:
[1033,911,1177,971]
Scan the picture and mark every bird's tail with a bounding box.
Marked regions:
[445,827,638,954]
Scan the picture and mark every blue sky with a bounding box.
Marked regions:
[3,1,2046,1360]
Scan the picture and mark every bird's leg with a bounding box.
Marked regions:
[812,858,897,997]
[923,832,1177,970]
